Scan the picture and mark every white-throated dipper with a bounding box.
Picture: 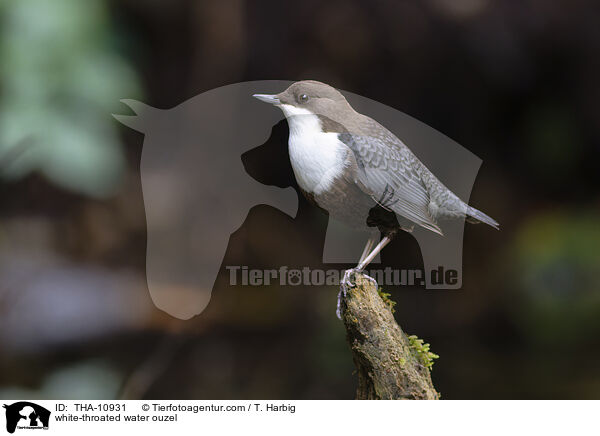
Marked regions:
[254,81,498,314]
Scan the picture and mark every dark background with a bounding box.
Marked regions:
[0,0,599,399]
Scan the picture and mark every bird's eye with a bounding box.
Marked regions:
[298,94,309,103]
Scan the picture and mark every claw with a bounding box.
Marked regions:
[337,268,377,319]
[341,268,358,295]
[336,290,343,319]
[337,268,358,320]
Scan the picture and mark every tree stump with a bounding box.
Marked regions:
[339,271,440,399]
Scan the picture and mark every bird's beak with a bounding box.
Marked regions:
[253,94,280,105]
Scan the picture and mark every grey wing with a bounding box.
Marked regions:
[339,132,443,235]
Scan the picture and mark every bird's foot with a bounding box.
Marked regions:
[336,268,377,319]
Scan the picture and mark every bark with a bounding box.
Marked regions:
[339,271,440,399]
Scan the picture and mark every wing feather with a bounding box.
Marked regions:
[339,131,442,235]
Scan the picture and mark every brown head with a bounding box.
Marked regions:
[253,80,355,122]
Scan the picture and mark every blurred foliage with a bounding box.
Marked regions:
[0,360,122,400]
[0,0,141,197]
[509,210,600,346]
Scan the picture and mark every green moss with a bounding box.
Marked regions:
[377,288,397,313]
[408,335,439,370]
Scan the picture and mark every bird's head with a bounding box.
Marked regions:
[253,80,353,122]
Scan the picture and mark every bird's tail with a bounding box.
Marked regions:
[466,206,499,229]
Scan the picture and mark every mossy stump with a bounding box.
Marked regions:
[339,271,440,400]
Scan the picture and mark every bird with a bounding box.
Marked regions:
[253,81,498,313]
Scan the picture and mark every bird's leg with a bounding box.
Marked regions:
[357,235,392,271]
[358,235,377,265]
[337,235,394,319]
[337,236,376,318]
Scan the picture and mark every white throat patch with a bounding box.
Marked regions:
[278,104,347,195]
